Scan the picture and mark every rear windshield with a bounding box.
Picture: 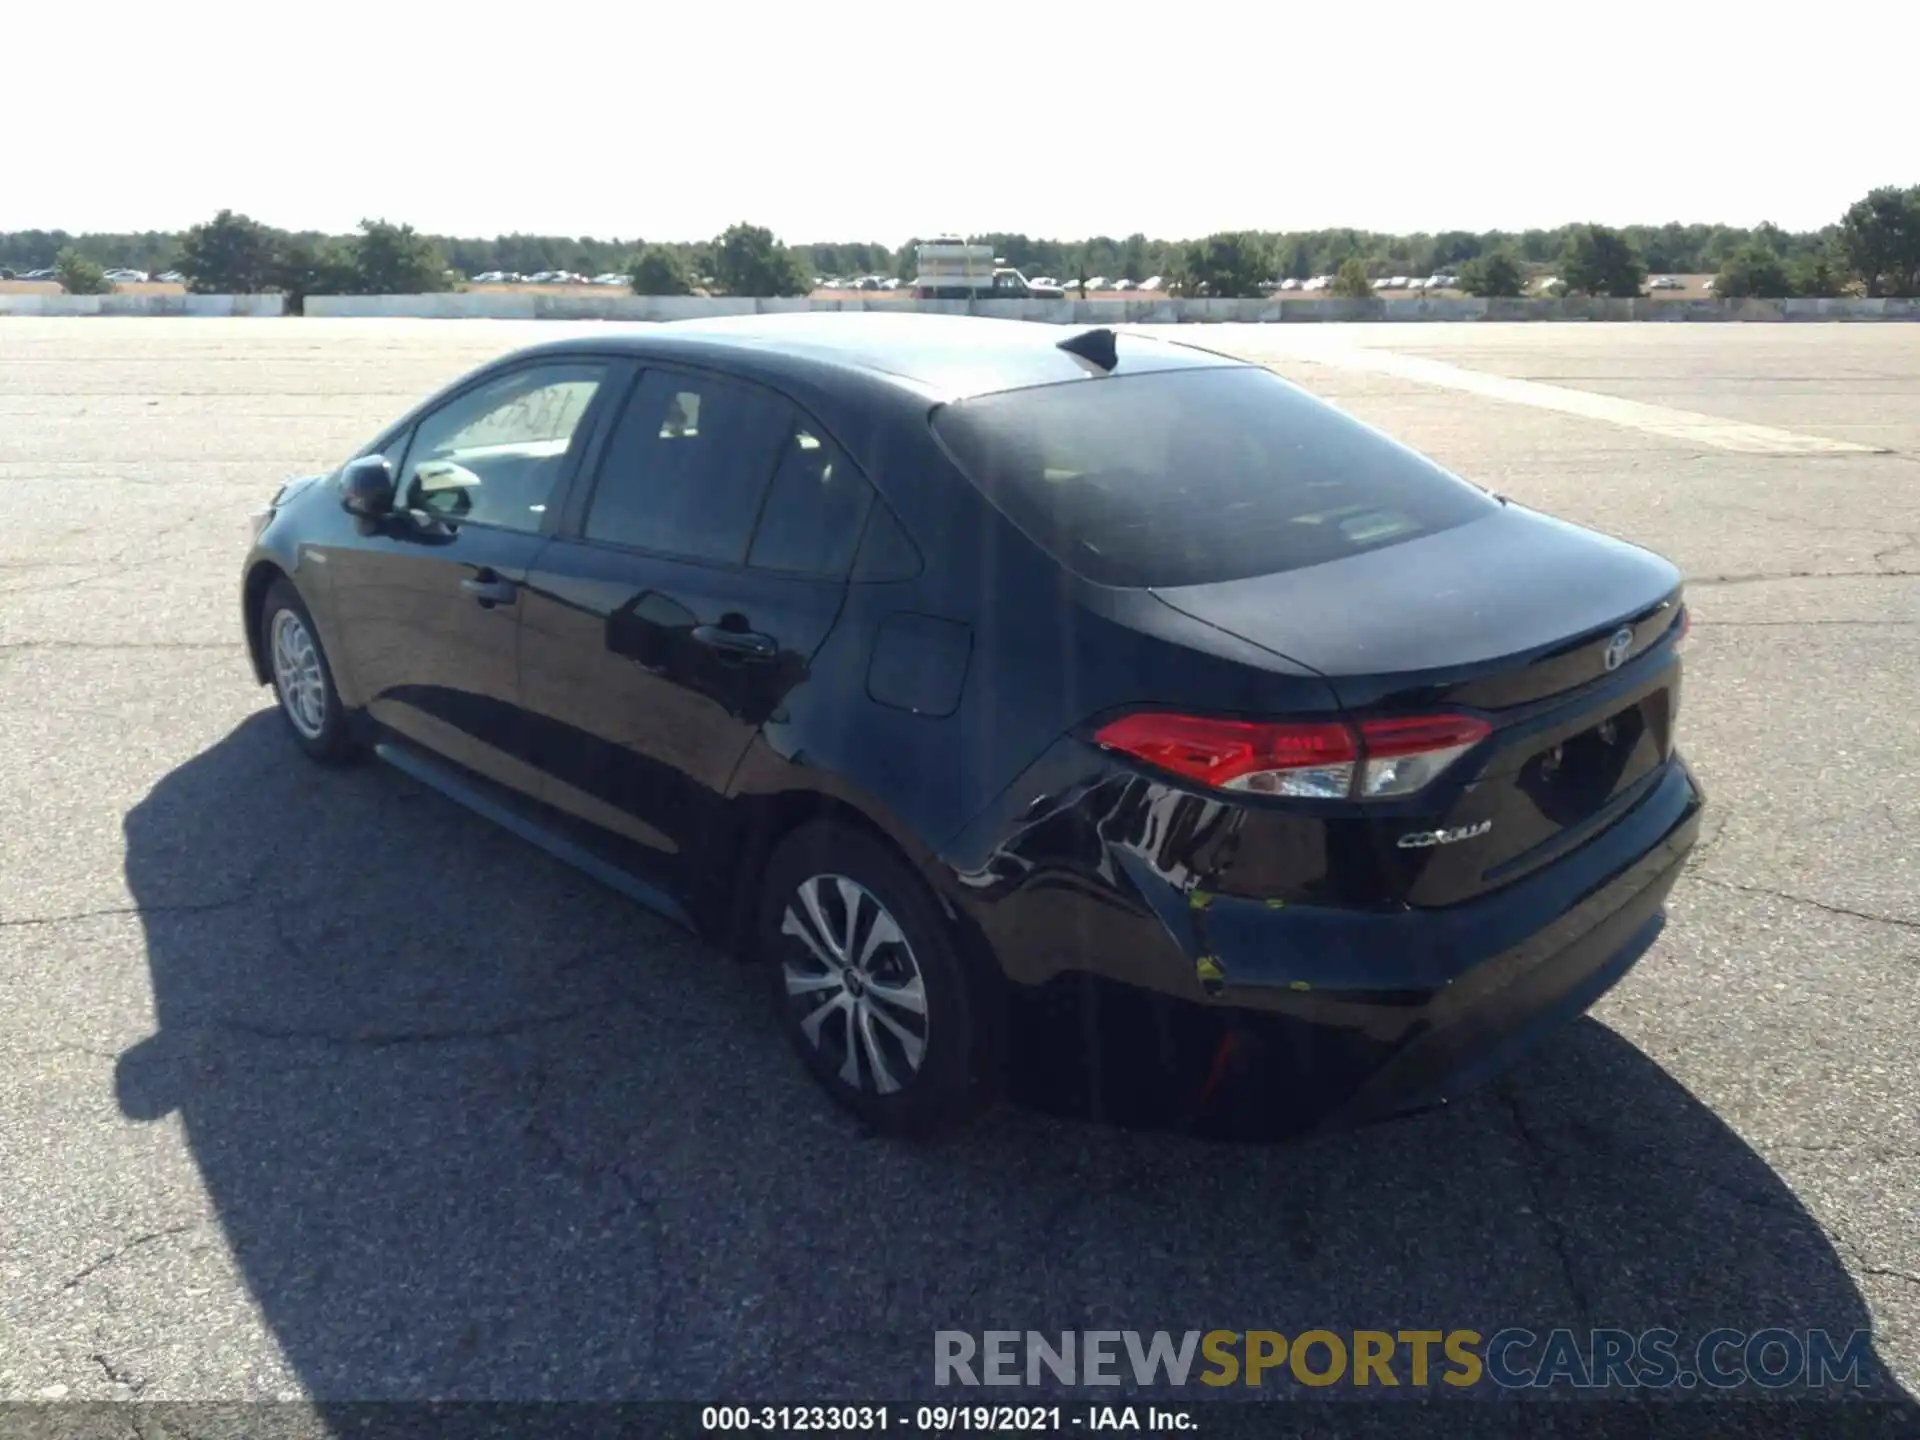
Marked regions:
[930,365,1498,587]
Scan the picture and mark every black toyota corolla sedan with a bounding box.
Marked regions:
[241,313,1702,1138]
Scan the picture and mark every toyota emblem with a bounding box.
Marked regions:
[1603,626,1634,672]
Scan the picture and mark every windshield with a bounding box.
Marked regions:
[930,366,1498,588]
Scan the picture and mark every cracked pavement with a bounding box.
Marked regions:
[1,318,1917,1410]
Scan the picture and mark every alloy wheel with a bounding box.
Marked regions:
[780,874,930,1095]
[269,609,328,740]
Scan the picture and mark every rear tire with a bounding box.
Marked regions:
[759,820,993,1139]
[261,578,356,763]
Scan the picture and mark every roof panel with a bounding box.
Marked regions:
[635,312,1244,399]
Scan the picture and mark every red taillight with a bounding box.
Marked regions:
[1092,713,1357,798]
[1093,711,1490,799]
[1355,714,1491,797]
[1357,715,1491,756]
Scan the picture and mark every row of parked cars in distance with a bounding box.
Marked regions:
[823,274,1180,293]
[818,275,1174,292]
[1,266,183,284]
[468,270,634,286]
[1269,273,1464,293]
[1,264,1713,297]
[1371,273,1462,291]
[1276,273,1699,296]
[1076,276,1166,292]
[1531,275,1705,295]
[997,276,1168,292]
[695,269,1703,298]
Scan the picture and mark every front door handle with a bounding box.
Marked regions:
[461,574,518,607]
[691,624,776,659]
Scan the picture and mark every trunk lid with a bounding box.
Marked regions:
[1152,505,1687,905]
[1151,505,1680,707]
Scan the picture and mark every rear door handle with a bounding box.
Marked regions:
[461,574,518,607]
[691,624,776,659]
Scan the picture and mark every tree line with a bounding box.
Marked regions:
[5,186,1917,301]
[1157,191,1917,301]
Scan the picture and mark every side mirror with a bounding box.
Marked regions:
[340,455,396,518]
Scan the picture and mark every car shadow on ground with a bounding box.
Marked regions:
[114,712,1915,1414]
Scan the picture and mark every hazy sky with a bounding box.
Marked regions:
[8,0,1913,243]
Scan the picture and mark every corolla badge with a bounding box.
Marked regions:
[1397,820,1493,849]
[1603,626,1635,672]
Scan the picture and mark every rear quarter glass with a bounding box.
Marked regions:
[929,366,1500,589]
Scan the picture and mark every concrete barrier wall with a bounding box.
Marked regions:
[0,293,286,317]
[9,292,1916,322]
[303,293,1920,322]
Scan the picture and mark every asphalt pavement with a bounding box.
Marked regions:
[1,318,1916,1413]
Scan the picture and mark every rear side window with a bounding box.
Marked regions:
[747,424,874,577]
[584,369,790,563]
[930,366,1498,588]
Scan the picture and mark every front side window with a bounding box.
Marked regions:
[400,362,607,533]
[583,369,791,564]
[930,366,1499,588]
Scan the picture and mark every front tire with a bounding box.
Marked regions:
[261,577,356,763]
[759,821,993,1139]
